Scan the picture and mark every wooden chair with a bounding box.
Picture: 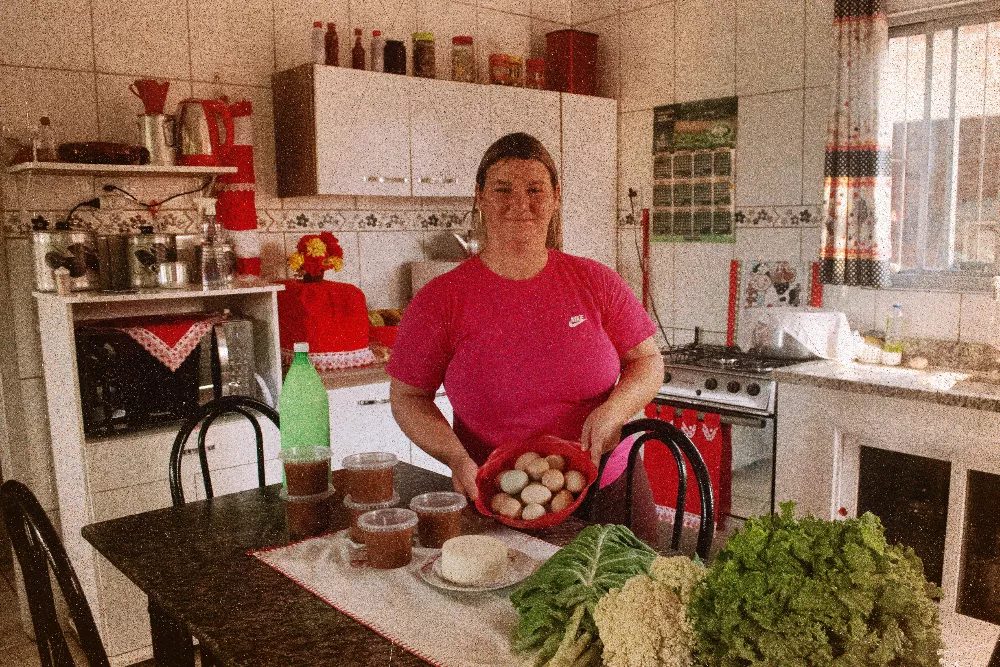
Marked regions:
[168,395,279,506]
[588,418,716,561]
[0,479,111,667]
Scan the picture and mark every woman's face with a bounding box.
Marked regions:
[476,158,560,250]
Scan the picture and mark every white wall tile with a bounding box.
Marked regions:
[805,0,836,89]
[92,0,190,78]
[575,16,620,100]
[417,0,479,80]
[532,0,571,24]
[572,0,618,25]
[0,67,98,146]
[735,228,801,263]
[735,0,804,96]
[280,195,358,210]
[736,90,803,207]
[874,289,961,341]
[189,0,275,86]
[619,0,659,15]
[7,239,41,379]
[675,0,736,103]
[802,86,830,206]
[259,232,289,282]
[672,241,732,331]
[617,226,643,299]
[820,284,876,332]
[617,109,653,218]
[477,8,531,78]
[96,76,192,145]
[620,2,674,112]
[958,293,1000,345]
[0,0,93,71]
[482,0,530,18]
[647,240,675,328]
[350,0,417,48]
[530,18,568,60]
[274,1,350,72]
[801,226,822,262]
[358,231,426,307]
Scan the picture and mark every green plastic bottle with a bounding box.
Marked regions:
[279,343,330,450]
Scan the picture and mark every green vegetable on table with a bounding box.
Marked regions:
[511,524,657,666]
[688,502,943,667]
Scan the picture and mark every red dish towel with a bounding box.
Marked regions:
[642,405,732,528]
[102,314,225,371]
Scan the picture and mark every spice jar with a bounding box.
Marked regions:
[526,58,545,89]
[358,508,419,569]
[344,492,400,544]
[509,56,523,87]
[451,36,475,83]
[342,452,397,503]
[384,40,406,74]
[410,491,466,548]
[412,32,435,78]
[489,53,512,85]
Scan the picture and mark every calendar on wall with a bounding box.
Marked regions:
[651,97,738,243]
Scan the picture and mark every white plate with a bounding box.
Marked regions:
[418,549,539,592]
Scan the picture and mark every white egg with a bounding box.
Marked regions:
[499,469,530,495]
[521,503,546,521]
[520,483,553,506]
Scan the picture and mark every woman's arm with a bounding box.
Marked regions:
[580,336,664,466]
[389,378,479,500]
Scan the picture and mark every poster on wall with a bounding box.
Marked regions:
[651,96,737,243]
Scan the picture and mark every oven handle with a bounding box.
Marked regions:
[654,405,768,429]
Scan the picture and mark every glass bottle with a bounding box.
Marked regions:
[882,304,905,366]
[412,32,435,78]
[371,30,385,72]
[324,23,339,66]
[34,115,57,162]
[451,36,475,82]
[352,28,366,70]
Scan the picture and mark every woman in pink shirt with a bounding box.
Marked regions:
[387,133,664,500]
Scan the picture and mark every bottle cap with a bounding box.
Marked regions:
[327,22,336,29]
[40,116,51,126]
[355,27,362,35]
[452,35,473,45]
[373,30,381,36]
[412,32,434,42]
[313,21,323,28]
[294,342,309,353]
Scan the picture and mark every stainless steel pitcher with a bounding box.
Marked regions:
[138,114,176,166]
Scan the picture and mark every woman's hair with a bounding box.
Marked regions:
[472,132,562,250]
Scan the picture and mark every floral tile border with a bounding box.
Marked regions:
[734,206,825,229]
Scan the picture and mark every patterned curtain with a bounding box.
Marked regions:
[819,0,893,288]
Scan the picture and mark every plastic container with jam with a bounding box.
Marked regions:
[343,492,400,544]
[409,491,466,548]
[284,487,335,540]
[358,507,419,569]
[280,446,332,497]
[342,452,397,504]
[412,32,435,78]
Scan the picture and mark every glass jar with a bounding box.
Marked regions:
[509,56,523,87]
[489,53,511,85]
[451,36,475,83]
[412,32,435,78]
[526,58,545,89]
[384,40,406,74]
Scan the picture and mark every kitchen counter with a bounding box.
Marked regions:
[774,359,1000,413]
[319,363,390,390]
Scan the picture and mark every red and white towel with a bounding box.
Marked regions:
[104,314,225,371]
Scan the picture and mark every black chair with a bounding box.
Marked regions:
[0,480,111,667]
[589,418,716,561]
[168,395,280,506]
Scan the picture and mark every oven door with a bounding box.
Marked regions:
[649,397,776,522]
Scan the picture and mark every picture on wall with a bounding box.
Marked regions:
[651,96,738,243]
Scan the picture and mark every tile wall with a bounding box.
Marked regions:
[576,0,996,348]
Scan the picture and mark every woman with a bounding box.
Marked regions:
[387,133,663,500]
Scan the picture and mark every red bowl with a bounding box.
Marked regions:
[474,435,599,530]
[370,325,398,349]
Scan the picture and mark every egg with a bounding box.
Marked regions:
[521,503,546,521]
[499,469,529,495]
[550,490,574,513]
[520,483,553,506]
[541,469,565,493]
[544,454,567,472]
[514,452,541,472]
[526,458,550,481]
[490,493,522,519]
[565,470,586,494]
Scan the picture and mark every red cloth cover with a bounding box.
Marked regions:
[642,405,732,527]
[216,100,261,276]
[277,279,370,354]
[474,435,599,530]
[104,313,224,371]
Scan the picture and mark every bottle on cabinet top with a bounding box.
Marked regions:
[352,28,366,70]
[325,23,339,66]
[311,21,325,65]
[371,30,385,72]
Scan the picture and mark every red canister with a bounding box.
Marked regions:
[545,29,598,95]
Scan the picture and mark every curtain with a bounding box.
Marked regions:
[819,0,893,288]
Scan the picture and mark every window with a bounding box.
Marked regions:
[884,14,1000,284]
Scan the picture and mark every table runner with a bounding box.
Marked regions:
[251,526,559,667]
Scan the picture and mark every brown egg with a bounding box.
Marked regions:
[565,470,587,494]
[526,458,550,481]
[491,493,522,519]
[544,454,567,472]
[521,503,546,521]
[550,490,575,513]
[514,452,541,472]
[541,469,565,493]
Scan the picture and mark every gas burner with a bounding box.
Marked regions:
[661,344,799,375]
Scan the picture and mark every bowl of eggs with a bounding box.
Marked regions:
[473,435,599,529]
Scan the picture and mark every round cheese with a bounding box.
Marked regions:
[440,535,509,586]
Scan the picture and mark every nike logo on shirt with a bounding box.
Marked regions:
[568,315,586,327]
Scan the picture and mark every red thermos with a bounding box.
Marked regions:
[545,29,598,95]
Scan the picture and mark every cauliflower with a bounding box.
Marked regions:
[593,556,707,667]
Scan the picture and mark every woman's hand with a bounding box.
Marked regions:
[580,403,624,468]
[448,453,480,501]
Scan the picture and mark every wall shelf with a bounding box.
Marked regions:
[7,162,237,177]
[33,282,283,305]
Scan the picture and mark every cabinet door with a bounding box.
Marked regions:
[328,382,411,466]
[560,93,618,268]
[411,79,490,197]
[488,87,562,164]
[314,67,412,196]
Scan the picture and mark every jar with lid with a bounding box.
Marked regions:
[509,56,523,87]
[451,36,475,83]
[412,32,435,78]
[526,58,545,89]
[489,53,511,85]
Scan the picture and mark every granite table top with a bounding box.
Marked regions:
[774,359,1000,414]
[81,463,589,667]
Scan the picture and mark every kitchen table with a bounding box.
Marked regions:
[81,463,591,667]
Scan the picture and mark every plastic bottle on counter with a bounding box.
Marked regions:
[195,197,224,289]
[371,30,385,72]
[279,343,331,453]
[324,23,339,66]
[33,114,57,162]
[882,304,905,366]
[311,22,326,65]
[352,28,366,70]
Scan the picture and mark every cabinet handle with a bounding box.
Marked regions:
[357,398,392,406]
[182,444,217,455]
[418,177,456,185]
[364,176,409,184]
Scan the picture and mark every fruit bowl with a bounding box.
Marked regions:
[474,435,599,530]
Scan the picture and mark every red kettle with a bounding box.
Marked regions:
[175,99,234,166]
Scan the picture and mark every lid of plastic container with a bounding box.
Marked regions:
[373,30,382,36]
[357,507,418,533]
[410,491,467,514]
[293,342,309,353]
[342,451,398,470]
[278,446,332,463]
[279,485,335,502]
[412,32,434,41]
[452,35,473,45]
[314,21,323,27]
[343,490,400,511]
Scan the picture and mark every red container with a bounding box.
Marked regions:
[545,29,598,95]
[370,325,398,349]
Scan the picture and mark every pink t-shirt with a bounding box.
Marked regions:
[387,250,656,465]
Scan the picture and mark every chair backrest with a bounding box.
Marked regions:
[168,396,279,506]
[0,480,111,667]
[593,418,715,561]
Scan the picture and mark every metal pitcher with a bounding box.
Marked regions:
[138,114,176,166]
[32,227,100,292]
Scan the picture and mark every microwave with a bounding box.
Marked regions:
[76,316,260,437]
